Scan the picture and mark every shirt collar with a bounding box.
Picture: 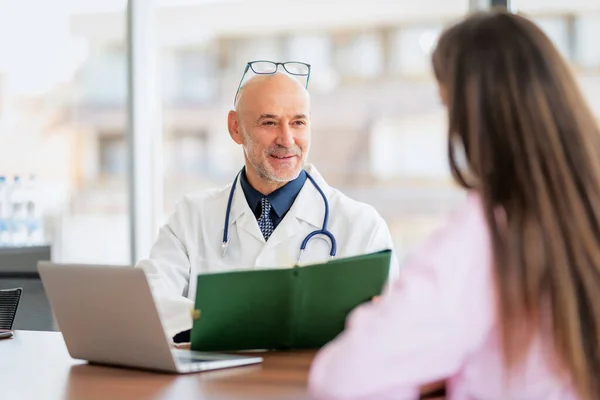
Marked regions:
[239,167,307,218]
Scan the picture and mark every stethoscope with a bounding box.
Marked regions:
[222,169,337,263]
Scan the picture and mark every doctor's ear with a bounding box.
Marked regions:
[228,110,244,145]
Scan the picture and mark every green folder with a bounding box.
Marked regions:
[190,249,391,351]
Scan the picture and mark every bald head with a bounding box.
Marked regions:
[234,72,310,113]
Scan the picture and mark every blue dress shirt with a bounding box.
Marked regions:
[239,167,307,229]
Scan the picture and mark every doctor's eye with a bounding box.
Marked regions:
[262,121,277,126]
[292,120,307,126]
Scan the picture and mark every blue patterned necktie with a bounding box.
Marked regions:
[258,198,274,241]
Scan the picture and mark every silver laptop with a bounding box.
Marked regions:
[37,261,263,373]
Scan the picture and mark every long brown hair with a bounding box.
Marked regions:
[432,10,600,399]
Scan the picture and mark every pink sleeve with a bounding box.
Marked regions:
[308,194,496,400]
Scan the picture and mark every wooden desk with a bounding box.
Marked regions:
[1,331,315,400]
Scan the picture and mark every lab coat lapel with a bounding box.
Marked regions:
[264,165,331,248]
[227,175,265,244]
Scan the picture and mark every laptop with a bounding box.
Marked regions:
[37,261,263,373]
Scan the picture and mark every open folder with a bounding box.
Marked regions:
[190,249,391,352]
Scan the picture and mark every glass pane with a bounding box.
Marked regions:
[154,1,472,261]
[0,1,130,264]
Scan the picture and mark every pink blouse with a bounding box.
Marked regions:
[308,193,576,400]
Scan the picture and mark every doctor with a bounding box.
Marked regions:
[136,61,399,340]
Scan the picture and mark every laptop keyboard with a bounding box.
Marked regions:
[176,355,214,363]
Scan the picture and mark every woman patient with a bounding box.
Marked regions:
[309,10,600,400]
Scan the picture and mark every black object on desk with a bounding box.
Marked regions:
[0,245,55,331]
[0,287,22,330]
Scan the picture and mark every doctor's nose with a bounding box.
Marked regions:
[275,125,295,147]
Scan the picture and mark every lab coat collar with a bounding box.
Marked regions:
[228,171,251,227]
[288,163,331,229]
[226,164,332,242]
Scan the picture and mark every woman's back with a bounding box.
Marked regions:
[309,194,577,399]
[310,10,600,399]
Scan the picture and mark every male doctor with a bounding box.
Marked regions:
[136,61,399,340]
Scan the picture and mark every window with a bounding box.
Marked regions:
[152,2,477,261]
[0,2,130,264]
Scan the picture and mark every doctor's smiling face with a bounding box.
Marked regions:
[227,73,311,195]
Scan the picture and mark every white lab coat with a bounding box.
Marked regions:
[136,164,399,339]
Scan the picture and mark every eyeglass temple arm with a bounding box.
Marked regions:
[234,64,251,107]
